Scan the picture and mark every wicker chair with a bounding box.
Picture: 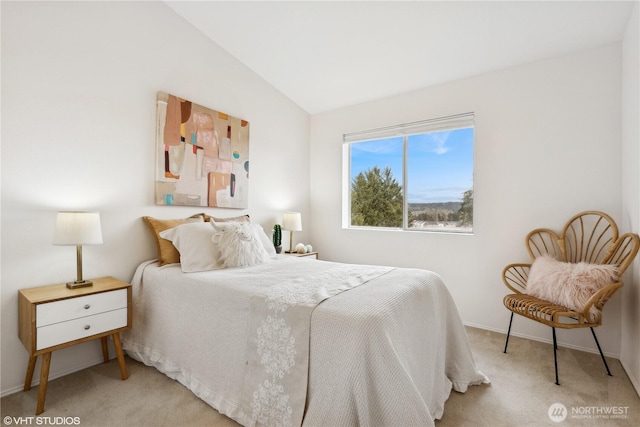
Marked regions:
[502,211,639,385]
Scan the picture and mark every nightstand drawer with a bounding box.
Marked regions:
[36,289,127,327]
[36,307,128,350]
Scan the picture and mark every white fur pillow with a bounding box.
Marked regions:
[526,255,618,317]
[211,220,270,268]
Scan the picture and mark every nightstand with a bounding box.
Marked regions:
[288,251,319,259]
[18,276,132,415]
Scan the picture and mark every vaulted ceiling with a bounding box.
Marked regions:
[166,1,636,114]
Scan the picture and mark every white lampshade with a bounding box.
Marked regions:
[53,211,103,245]
[282,212,302,231]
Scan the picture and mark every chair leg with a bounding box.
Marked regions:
[552,327,560,385]
[503,312,514,353]
[590,327,612,377]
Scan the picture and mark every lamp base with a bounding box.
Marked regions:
[66,280,93,289]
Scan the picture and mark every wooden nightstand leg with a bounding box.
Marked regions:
[101,336,110,363]
[112,333,128,380]
[24,355,38,391]
[36,352,52,415]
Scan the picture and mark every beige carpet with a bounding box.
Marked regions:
[2,327,638,426]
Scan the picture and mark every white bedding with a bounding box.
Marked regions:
[122,257,489,426]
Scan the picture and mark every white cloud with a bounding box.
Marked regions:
[430,131,451,154]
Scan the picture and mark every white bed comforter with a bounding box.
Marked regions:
[122,257,489,427]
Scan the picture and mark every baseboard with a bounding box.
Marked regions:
[0,355,114,398]
[463,322,620,359]
[619,359,640,398]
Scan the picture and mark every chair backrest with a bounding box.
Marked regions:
[526,211,640,276]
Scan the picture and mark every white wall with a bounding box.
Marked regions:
[0,1,310,395]
[309,44,624,354]
[620,2,640,393]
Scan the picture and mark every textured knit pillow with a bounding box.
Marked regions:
[143,215,204,265]
[211,220,269,268]
[526,255,618,316]
[200,213,250,223]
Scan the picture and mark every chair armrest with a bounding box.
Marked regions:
[502,263,531,294]
[582,281,624,318]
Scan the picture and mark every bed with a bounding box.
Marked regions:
[122,217,489,426]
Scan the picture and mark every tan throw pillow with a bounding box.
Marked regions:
[526,255,618,318]
[143,215,204,265]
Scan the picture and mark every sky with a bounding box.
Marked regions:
[350,127,474,203]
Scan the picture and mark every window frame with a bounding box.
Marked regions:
[342,112,475,233]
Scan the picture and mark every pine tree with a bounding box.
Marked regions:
[351,166,403,227]
[458,189,473,226]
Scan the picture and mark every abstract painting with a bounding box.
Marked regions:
[155,92,250,208]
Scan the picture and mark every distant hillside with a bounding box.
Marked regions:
[409,202,463,222]
[408,202,462,212]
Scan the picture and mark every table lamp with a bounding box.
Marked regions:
[282,212,302,254]
[53,211,103,288]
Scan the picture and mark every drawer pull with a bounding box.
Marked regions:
[84,304,91,309]
[84,325,91,330]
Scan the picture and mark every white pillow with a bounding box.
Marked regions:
[159,222,222,272]
[526,255,618,318]
[211,220,270,268]
[253,224,277,257]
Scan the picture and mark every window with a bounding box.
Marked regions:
[343,113,474,233]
